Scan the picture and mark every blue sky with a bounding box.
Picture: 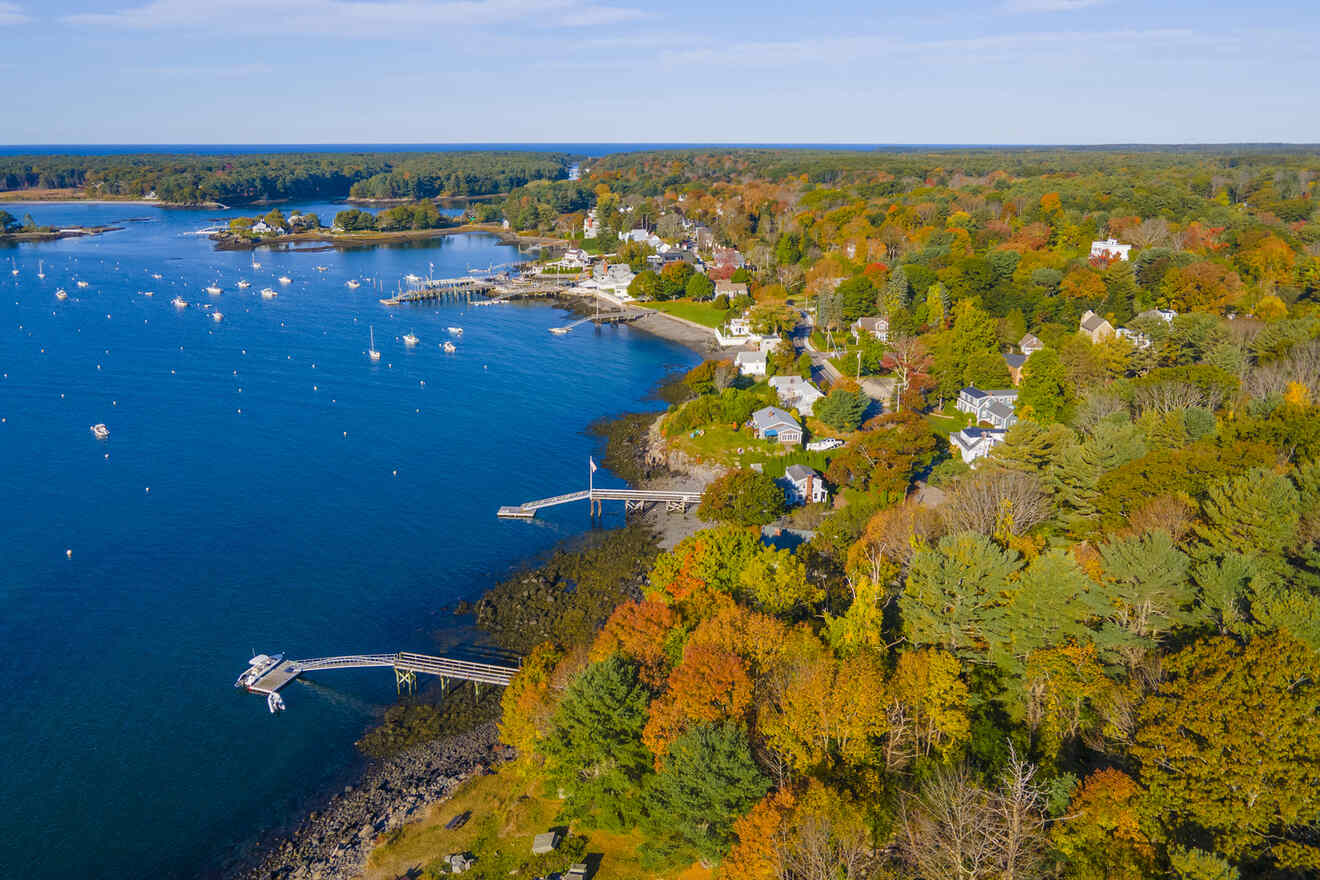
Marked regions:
[1,0,1315,144]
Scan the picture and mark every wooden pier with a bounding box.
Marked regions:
[240,651,521,706]
[549,310,643,334]
[498,487,702,519]
[380,275,582,307]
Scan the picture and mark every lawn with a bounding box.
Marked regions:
[926,406,971,435]
[668,424,791,469]
[365,764,711,880]
[642,299,729,329]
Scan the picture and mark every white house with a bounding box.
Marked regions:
[735,350,767,377]
[728,314,752,336]
[1090,238,1132,262]
[950,427,1008,463]
[1136,308,1178,325]
[851,315,889,342]
[957,386,1019,430]
[1019,333,1044,356]
[751,406,803,445]
[768,375,825,416]
[1115,326,1153,349]
[781,464,829,506]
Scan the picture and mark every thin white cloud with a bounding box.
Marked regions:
[1001,0,1105,12]
[0,2,30,25]
[63,0,644,32]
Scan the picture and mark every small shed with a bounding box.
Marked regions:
[532,830,562,855]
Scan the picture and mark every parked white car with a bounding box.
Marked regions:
[806,438,845,452]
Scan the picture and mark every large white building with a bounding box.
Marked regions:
[768,375,825,416]
[1090,238,1132,262]
[950,426,1008,463]
[957,386,1019,430]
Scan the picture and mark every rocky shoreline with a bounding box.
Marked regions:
[227,724,509,880]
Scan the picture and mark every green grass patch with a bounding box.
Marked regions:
[926,406,971,435]
[642,299,729,328]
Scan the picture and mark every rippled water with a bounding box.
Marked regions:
[0,201,697,879]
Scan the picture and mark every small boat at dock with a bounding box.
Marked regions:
[267,692,286,713]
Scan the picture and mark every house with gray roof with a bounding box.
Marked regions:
[768,375,825,415]
[950,426,1008,463]
[751,406,803,445]
[1019,333,1044,356]
[1079,309,1115,344]
[851,315,889,342]
[957,386,1018,430]
[781,464,829,505]
[734,349,767,377]
[1003,352,1028,386]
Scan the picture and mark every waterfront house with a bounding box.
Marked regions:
[768,375,825,415]
[781,464,829,505]
[715,280,749,300]
[950,426,1008,463]
[1003,352,1028,386]
[851,315,889,342]
[751,406,803,445]
[1079,310,1115,344]
[735,350,767,377]
[957,386,1019,430]
[1089,238,1132,262]
[1019,333,1044,356]
[728,314,752,336]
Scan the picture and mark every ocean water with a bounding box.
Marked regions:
[0,202,698,879]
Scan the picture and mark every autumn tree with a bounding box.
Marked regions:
[1131,634,1320,872]
[1052,768,1155,880]
[644,643,753,756]
[698,469,787,526]
[901,532,1021,662]
[591,599,679,686]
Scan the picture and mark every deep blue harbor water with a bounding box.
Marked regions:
[0,202,698,879]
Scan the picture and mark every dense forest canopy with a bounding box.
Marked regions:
[0,150,571,204]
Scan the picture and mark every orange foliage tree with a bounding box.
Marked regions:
[643,643,753,756]
[590,598,679,687]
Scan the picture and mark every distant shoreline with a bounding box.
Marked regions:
[0,225,122,242]
[211,223,566,251]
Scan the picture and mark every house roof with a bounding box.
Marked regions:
[1020,332,1042,348]
[960,386,990,400]
[785,464,820,481]
[950,426,1007,452]
[854,316,887,330]
[752,406,800,431]
[984,401,1016,422]
[1003,352,1027,369]
[734,350,766,365]
[1080,311,1111,333]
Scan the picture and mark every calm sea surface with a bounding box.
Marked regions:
[0,202,698,879]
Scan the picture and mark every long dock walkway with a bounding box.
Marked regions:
[241,652,520,705]
[497,487,702,519]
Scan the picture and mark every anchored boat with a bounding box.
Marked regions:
[234,653,284,691]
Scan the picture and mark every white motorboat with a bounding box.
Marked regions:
[55,289,68,301]
[172,296,188,308]
[76,280,89,288]
[315,265,328,272]
[90,423,109,439]
[368,325,381,362]
[260,288,277,299]
[152,273,162,280]
[251,257,261,270]
[403,331,419,346]
[345,280,360,289]
[234,653,284,690]
[550,326,570,335]
[442,341,456,353]
[405,273,421,283]
[37,260,44,279]
[267,692,286,713]
[205,284,222,295]
[8,258,16,276]
[212,312,223,323]
[447,327,463,335]
[236,280,251,289]
[278,275,292,285]
[140,290,154,297]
